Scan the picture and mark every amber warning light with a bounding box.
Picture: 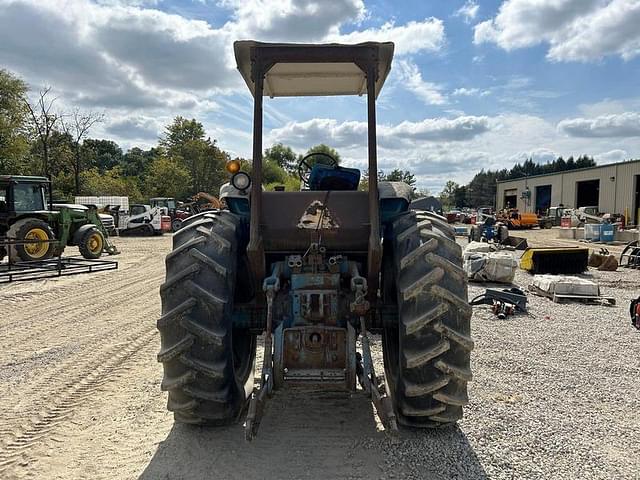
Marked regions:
[226,159,241,174]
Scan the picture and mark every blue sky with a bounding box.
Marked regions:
[1,0,639,192]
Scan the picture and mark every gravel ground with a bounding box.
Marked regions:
[463,265,639,480]
[366,232,640,480]
[1,229,639,479]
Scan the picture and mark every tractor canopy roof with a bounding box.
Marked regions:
[0,175,50,185]
[234,41,394,98]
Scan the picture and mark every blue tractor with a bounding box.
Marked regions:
[156,41,473,439]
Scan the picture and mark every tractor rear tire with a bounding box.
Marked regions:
[158,211,256,425]
[78,227,104,259]
[383,210,473,427]
[8,218,56,262]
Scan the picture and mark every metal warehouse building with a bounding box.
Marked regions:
[496,159,640,225]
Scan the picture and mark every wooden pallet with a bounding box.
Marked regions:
[528,285,616,305]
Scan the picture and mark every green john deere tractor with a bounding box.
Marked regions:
[157,41,473,439]
[0,175,118,262]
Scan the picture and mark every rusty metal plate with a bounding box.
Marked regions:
[283,326,346,371]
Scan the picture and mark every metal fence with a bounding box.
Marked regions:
[0,237,117,283]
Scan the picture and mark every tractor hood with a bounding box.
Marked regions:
[53,203,88,211]
[234,41,394,98]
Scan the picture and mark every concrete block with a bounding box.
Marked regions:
[558,228,576,239]
[615,229,640,243]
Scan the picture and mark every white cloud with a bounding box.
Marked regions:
[508,148,560,164]
[547,0,640,61]
[0,0,447,117]
[396,60,446,105]
[578,98,636,117]
[474,0,595,50]
[267,115,493,150]
[0,0,238,114]
[224,0,366,42]
[332,18,445,55]
[454,1,479,24]
[595,149,628,163]
[557,112,640,137]
[452,87,490,97]
[267,118,366,149]
[96,0,161,5]
[386,116,491,143]
[265,113,640,191]
[104,115,163,140]
[474,0,640,62]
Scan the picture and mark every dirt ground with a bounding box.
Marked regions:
[0,229,638,479]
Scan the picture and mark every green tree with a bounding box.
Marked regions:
[121,147,157,177]
[161,116,227,195]
[414,187,431,198]
[263,159,288,184]
[61,109,104,194]
[454,185,468,208]
[382,168,416,187]
[161,116,206,147]
[81,167,143,200]
[51,171,76,200]
[44,131,75,197]
[305,144,341,165]
[0,69,31,174]
[264,143,298,172]
[83,139,123,172]
[264,174,301,192]
[439,180,460,209]
[359,168,418,196]
[466,169,501,207]
[25,86,61,178]
[48,130,73,174]
[575,155,596,169]
[144,156,192,199]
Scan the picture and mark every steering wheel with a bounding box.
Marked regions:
[297,152,338,186]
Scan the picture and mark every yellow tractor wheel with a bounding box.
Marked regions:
[78,228,105,259]
[10,219,56,262]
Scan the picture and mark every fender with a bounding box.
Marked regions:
[71,224,98,246]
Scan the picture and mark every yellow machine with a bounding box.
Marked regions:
[520,247,589,274]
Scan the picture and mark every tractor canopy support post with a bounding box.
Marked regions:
[366,64,381,299]
[239,43,392,293]
[248,58,265,282]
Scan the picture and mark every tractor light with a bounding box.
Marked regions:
[226,159,241,174]
[231,171,251,191]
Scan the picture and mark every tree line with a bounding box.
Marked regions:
[437,155,602,209]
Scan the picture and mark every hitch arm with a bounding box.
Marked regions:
[244,266,280,441]
[351,275,398,433]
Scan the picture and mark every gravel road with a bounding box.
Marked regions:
[0,229,638,479]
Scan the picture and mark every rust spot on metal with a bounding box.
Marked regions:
[297,200,339,230]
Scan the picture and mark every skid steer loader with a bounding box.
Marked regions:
[157,41,473,439]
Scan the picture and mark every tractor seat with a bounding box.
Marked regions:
[308,164,360,191]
